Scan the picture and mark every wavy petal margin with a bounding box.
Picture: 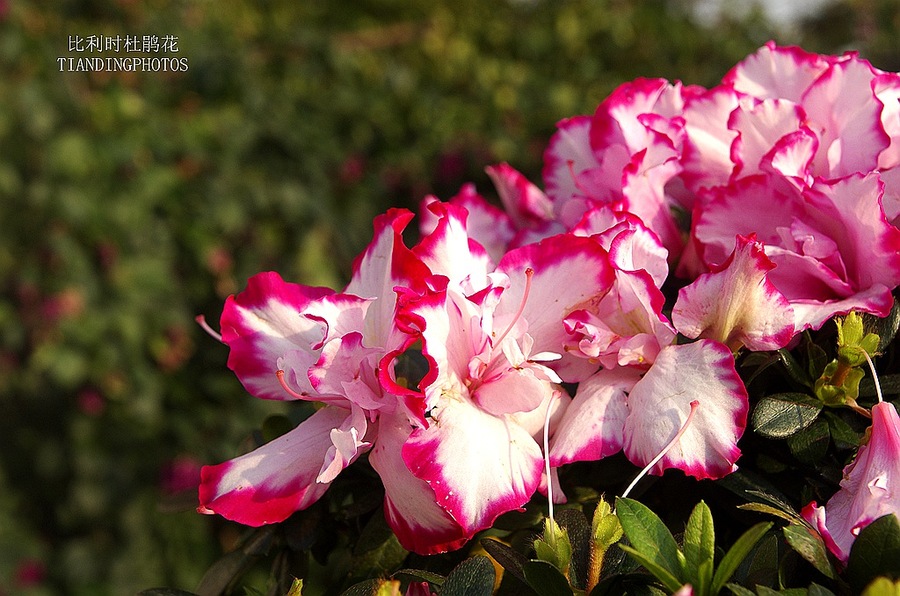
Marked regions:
[623,341,748,480]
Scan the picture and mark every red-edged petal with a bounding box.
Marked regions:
[198,405,360,525]
[723,41,832,103]
[485,163,555,229]
[369,411,469,555]
[623,341,747,480]
[728,98,806,180]
[549,367,639,465]
[220,271,333,401]
[402,396,544,539]
[802,57,890,177]
[414,200,492,291]
[494,234,615,380]
[543,115,599,208]
[346,208,432,348]
[672,234,795,351]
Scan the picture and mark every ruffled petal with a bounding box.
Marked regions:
[220,271,333,401]
[723,41,832,103]
[369,411,468,555]
[402,396,544,538]
[198,406,360,525]
[672,234,795,351]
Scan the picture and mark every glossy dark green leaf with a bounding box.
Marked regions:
[778,349,813,387]
[751,393,822,439]
[441,555,496,596]
[786,417,830,465]
[823,411,861,449]
[393,569,446,587]
[557,508,592,590]
[481,537,528,585]
[782,523,836,579]
[859,375,900,399]
[339,579,381,596]
[846,514,900,593]
[522,559,574,596]
[807,583,837,596]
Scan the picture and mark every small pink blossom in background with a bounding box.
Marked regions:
[13,558,45,588]
[161,455,203,495]
[76,388,105,417]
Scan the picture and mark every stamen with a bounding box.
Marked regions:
[621,400,700,500]
[195,315,223,343]
[543,395,555,525]
[276,369,307,399]
[862,350,883,404]
[494,268,534,348]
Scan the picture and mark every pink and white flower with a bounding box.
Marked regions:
[802,401,900,563]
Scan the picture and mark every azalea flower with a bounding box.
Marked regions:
[802,399,900,563]
[692,172,900,332]
[198,209,434,529]
[390,218,616,547]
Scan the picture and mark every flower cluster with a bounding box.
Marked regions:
[199,43,900,558]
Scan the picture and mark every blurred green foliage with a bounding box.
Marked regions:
[0,0,889,593]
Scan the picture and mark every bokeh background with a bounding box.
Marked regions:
[0,0,897,593]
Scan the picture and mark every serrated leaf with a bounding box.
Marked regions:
[711,522,773,594]
[558,508,592,590]
[683,501,715,593]
[441,555,496,596]
[738,503,800,525]
[782,523,836,579]
[481,537,528,585]
[846,514,900,594]
[751,393,822,439]
[522,559,574,596]
[615,497,683,588]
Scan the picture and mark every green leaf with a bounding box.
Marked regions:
[723,584,756,596]
[782,523,836,579]
[778,349,813,387]
[711,522,773,594]
[558,507,592,590]
[751,393,822,439]
[846,514,900,594]
[441,555,496,596]
[860,375,900,398]
[615,497,683,589]
[807,583,837,596]
[617,544,684,593]
[823,411,861,449]
[683,501,715,594]
[480,537,528,585]
[393,569,446,587]
[786,417,830,465]
[522,559,575,596]
[339,579,381,596]
[738,503,801,526]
